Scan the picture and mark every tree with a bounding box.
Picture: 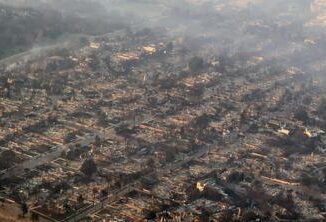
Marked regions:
[188,56,204,73]
[97,111,109,127]
[317,98,326,119]
[192,114,211,130]
[99,189,108,200]
[166,42,173,53]
[77,194,84,204]
[92,187,99,201]
[53,181,71,194]
[189,84,205,102]
[21,202,28,217]
[302,95,312,105]
[294,108,309,123]
[30,212,39,222]
[199,208,211,222]
[63,199,71,213]
[79,36,89,46]
[145,157,155,169]
[80,158,97,177]
[0,150,18,170]
[144,210,156,220]
[64,132,77,144]
[94,135,101,147]
[165,146,178,162]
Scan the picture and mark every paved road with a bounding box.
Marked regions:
[63,142,215,222]
[0,134,97,179]
[0,115,155,180]
[64,181,142,222]
[1,113,213,221]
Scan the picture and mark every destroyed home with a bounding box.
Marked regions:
[0,0,325,221]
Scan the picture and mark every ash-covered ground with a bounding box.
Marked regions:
[0,0,325,221]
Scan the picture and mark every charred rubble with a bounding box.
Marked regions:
[0,3,325,221]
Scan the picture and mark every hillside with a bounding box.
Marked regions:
[0,1,127,59]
